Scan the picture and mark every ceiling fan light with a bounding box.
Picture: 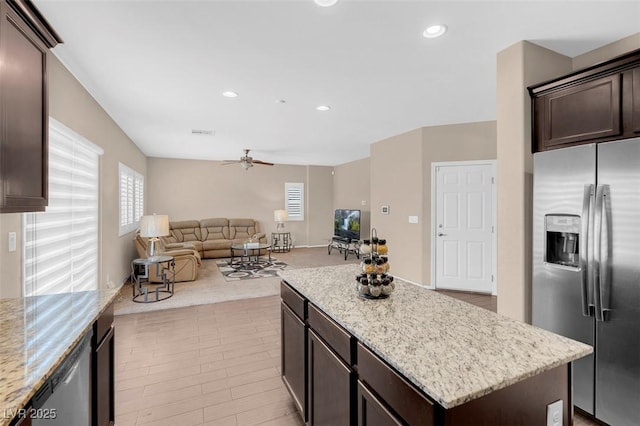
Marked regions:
[241,161,252,170]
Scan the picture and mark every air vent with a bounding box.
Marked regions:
[191,129,214,136]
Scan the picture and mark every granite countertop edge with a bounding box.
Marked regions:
[278,265,593,410]
[0,289,119,426]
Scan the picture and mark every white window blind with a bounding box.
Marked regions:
[119,163,144,235]
[23,118,103,297]
[285,182,304,221]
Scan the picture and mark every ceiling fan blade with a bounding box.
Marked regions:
[252,160,274,166]
[221,160,241,165]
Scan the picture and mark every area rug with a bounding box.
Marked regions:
[216,258,287,281]
[113,258,283,316]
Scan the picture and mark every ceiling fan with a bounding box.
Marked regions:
[222,149,274,170]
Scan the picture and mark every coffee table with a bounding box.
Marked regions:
[229,243,272,269]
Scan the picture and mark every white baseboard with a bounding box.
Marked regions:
[394,275,432,289]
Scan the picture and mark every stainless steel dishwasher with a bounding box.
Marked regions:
[32,330,92,426]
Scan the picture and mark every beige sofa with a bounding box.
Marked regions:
[162,218,267,259]
[134,235,202,282]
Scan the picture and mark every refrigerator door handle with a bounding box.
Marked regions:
[580,184,594,317]
[593,184,610,322]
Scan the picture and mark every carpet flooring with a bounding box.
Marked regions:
[113,246,359,316]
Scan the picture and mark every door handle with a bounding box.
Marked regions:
[437,233,447,237]
[593,184,610,322]
[580,184,594,317]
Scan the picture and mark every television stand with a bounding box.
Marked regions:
[328,236,360,260]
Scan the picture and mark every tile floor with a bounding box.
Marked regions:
[115,296,301,426]
[115,281,599,425]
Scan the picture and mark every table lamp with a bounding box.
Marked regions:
[274,209,288,231]
[140,214,169,259]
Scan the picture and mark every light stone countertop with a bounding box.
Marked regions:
[0,289,119,425]
[279,264,593,409]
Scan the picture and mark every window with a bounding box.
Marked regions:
[285,182,304,221]
[119,163,144,235]
[23,118,104,296]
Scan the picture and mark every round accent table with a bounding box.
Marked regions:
[131,255,175,303]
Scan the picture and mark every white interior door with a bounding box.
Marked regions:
[433,162,495,293]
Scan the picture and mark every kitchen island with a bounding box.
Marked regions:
[279,264,592,425]
[0,289,118,426]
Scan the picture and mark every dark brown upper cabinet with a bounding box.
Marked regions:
[632,67,640,133]
[529,48,640,153]
[0,0,61,213]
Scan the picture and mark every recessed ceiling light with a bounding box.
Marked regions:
[222,91,238,98]
[314,0,338,7]
[423,24,447,39]
[316,105,331,112]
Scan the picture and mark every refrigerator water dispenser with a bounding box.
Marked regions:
[545,214,581,268]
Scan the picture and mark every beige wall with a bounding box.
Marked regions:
[333,158,371,236]
[421,121,497,286]
[145,158,333,247]
[0,54,146,298]
[371,128,424,283]
[307,166,334,246]
[370,122,496,285]
[495,36,640,323]
[496,42,572,322]
[572,33,640,70]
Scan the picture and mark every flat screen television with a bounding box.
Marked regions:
[334,209,361,241]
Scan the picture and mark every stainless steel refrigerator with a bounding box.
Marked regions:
[533,138,640,426]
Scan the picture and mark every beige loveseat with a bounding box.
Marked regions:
[134,235,202,282]
[162,218,267,259]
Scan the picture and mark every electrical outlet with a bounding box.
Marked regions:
[546,400,563,426]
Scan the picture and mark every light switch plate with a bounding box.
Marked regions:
[408,216,418,224]
[546,400,563,426]
[8,232,16,252]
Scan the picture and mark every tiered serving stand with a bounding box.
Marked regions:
[356,229,394,299]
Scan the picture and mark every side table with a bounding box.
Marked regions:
[131,255,175,303]
[271,232,291,253]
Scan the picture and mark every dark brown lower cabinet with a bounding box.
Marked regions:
[281,302,307,419]
[280,281,572,426]
[92,302,115,426]
[357,381,403,426]
[357,343,434,425]
[308,329,354,426]
[9,411,31,426]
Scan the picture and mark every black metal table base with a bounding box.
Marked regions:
[229,247,272,270]
[131,257,175,303]
[328,237,360,260]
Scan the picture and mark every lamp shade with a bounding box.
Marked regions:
[139,214,169,237]
[274,209,288,222]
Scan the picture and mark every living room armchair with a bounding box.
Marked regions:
[134,234,202,282]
